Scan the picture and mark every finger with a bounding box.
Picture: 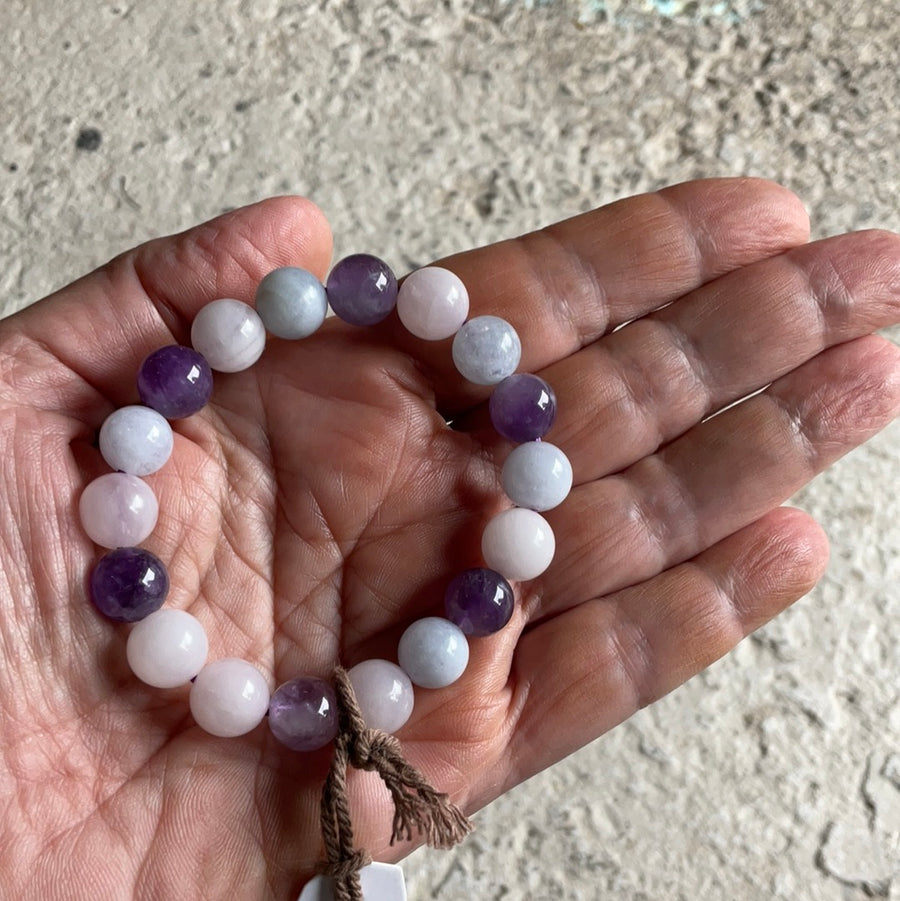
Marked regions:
[538,334,900,620]
[466,228,900,482]
[382,177,810,415]
[1,196,333,411]
[499,507,828,791]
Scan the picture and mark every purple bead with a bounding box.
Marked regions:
[90,547,169,623]
[268,677,339,752]
[325,254,398,326]
[137,345,213,419]
[444,567,515,637]
[489,374,557,442]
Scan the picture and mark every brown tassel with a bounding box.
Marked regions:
[320,666,474,899]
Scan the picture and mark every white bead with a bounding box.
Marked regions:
[346,659,414,734]
[189,658,270,737]
[99,405,174,476]
[398,617,469,689]
[79,472,159,548]
[396,267,469,341]
[190,299,266,372]
[298,862,407,901]
[126,609,209,688]
[501,441,573,512]
[481,507,556,581]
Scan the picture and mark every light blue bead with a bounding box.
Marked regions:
[451,315,521,385]
[501,441,573,512]
[99,405,174,476]
[255,267,328,340]
[397,617,469,689]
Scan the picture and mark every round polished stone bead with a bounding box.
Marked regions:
[126,608,208,687]
[444,567,515,637]
[99,405,174,476]
[268,677,339,752]
[137,345,213,419]
[326,254,398,326]
[501,441,573,512]
[346,659,414,734]
[189,658,270,738]
[90,547,169,622]
[451,315,521,385]
[79,472,159,548]
[489,373,557,442]
[255,267,328,340]
[190,298,266,372]
[481,507,556,581]
[398,617,469,689]
[396,266,469,341]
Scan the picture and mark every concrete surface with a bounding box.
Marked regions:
[3,0,900,898]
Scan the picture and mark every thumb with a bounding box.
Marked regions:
[1,196,333,411]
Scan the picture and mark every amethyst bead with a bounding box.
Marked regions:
[489,373,557,442]
[326,254,398,326]
[268,677,339,752]
[444,567,515,637]
[137,345,213,419]
[90,547,169,623]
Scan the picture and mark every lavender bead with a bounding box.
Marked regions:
[191,298,266,372]
[99,405,174,476]
[501,441,573,512]
[79,472,159,548]
[444,568,515,637]
[326,254,398,326]
[138,346,213,419]
[347,659,414,733]
[398,618,469,689]
[451,315,521,385]
[490,374,557,442]
[268,677,338,752]
[255,267,328,340]
[90,547,169,622]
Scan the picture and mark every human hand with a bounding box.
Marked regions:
[2,179,898,899]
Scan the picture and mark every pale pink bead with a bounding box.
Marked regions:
[347,659,414,734]
[191,299,265,373]
[189,658,270,737]
[79,472,159,548]
[481,507,556,581]
[396,267,469,341]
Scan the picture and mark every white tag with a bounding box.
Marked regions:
[297,862,407,901]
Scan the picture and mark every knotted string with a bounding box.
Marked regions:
[320,666,473,901]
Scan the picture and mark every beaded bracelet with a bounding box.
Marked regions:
[78,253,572,901]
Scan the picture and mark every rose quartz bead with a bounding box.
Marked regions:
[79,472,159,548]
[346,659,414,734]
[126,609,209,688]
[396,266,469,341]
[189,658,270,737]
[190,299,266,373]
[481,507,556,581]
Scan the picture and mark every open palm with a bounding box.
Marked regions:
[2,179,899,900]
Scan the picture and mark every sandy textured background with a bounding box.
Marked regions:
[3,1,900,898]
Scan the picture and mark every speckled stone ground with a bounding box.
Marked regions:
[3,1,900,898]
